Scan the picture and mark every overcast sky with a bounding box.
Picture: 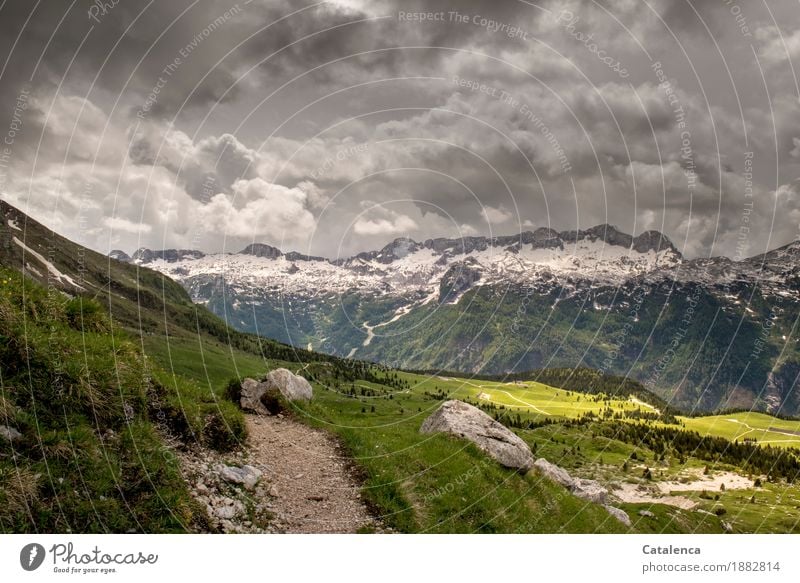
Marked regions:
[0,0,798,260]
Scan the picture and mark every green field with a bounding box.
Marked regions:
[143,337,799,533]
[682,412,800,448]
[394,373,800,450]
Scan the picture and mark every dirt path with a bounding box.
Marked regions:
[246,414,379,533]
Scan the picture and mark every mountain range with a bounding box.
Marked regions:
[116,224,800,415]
[2,197,800,535]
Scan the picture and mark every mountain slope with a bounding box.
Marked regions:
[1,199,632,534]
[127,225,800,415]
[4,200,800,534]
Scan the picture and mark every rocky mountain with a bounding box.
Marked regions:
[121,225,800,415]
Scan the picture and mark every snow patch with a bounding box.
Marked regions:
[13,237,85,290]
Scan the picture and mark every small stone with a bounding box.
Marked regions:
[0,425,22,442]
[219,464,262,490]
[214,498,245,520]
[638,510,655,518]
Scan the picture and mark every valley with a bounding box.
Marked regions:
[126,226,800,416]
[2,199,799,534]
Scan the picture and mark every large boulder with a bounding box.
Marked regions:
[420,400,534,471]
[239,369,313,414]
[265,368,313,401]
[240,378,269,415]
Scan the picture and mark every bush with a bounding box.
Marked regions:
[202,403,247,452]
[261,388,290,415]
[225,378,243,403]
[64,297,108,333]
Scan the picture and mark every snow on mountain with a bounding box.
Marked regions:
[129,225,687,302]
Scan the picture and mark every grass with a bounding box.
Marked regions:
[4,195,799,534]
[0,266,250,533]
[289,377,627,533]
[682,412,800,448]
[397,372,800,450]
[518,422,800,533]
[257,364,800,533]
[144,347,627,533]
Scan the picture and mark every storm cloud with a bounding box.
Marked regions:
[0,0,797,258]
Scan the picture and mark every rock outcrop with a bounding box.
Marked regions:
[604,504,632,526]
[420,400,534,471]
[239,369,313,414]
[533,458,630,525]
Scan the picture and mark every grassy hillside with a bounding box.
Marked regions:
[3,199,799,533]
[0,266,238,532]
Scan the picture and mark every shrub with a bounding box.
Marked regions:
[225,378,243,403]
[260,388,290,415]
[202,405,247,452]
[64,297,108,333]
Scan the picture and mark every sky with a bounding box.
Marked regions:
[0,0,798,260]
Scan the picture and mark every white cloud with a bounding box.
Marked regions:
[481,205,513,224]
[353,208,418,236]
[196,178,316,245]
[755,26,800,65]
[791,137,800,159]
[103,216,152,234]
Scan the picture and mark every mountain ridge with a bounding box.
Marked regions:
[118,222,688,264]
[108,211,800,415]
[5,198,799,415]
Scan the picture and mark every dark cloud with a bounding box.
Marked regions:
[0,0,797,259]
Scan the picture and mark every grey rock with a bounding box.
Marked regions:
[638,510,655,518]
[439,258,481,303]
[722,521,734,533]
[533,458,609,504]
[239,369,313,413]
[0,425,22,442]
[533,458,574,489]
[574,478,609,505]
[219,464,262,490]
[240,378,268,415]
[240,243,282,259]
[604,505,632,526]
[420,400,534,471]
[265,368,313,402]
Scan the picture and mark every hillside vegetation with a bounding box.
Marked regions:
[2,199,800,533]
[0,266,234,531]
